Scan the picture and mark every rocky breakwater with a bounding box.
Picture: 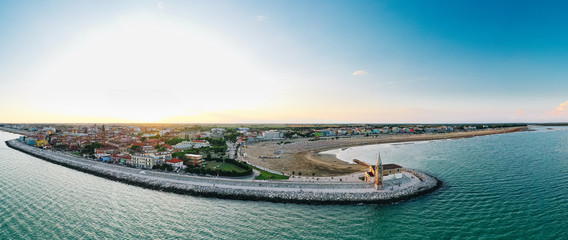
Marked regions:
[6,139,441,205]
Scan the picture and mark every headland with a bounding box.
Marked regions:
[5,139,441,205]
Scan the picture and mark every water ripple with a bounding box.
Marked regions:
[1,128,567,239]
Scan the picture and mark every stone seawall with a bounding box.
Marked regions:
[6,139,442,205]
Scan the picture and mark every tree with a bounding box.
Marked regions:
[81,143,105,154]
[173,152,185,159]
[166,137,184,145]
[224,133,239,142]
[130,145,142,153]
[284,131,295,139]
[141,137,147,142]
[55,144,69,151]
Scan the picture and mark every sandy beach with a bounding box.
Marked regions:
[242,127,527,177]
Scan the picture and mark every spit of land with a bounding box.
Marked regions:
[242,127,527,177]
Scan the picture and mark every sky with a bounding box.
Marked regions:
[1,0,568,123]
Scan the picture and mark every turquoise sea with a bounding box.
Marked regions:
[1,127,567,239]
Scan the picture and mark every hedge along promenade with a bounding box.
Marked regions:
[6,139,441,205]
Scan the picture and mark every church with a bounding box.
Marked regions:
[362,154,403,189]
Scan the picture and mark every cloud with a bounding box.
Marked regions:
[546,100,568,118]
[517,109,525,115]
[556,100,568,112]
[257,15,265,21]
[352,70,368,76]
[157,1,164,9]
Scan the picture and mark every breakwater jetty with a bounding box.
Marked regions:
[5,139,441,205]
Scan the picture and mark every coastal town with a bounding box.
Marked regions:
[0,123,526,204]
[0,123,523,179]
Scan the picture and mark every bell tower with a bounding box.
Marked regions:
[375,153,383,190]
[102,124,106,144]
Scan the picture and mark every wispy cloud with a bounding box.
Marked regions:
[556,100,568,112]
[352,70,368,76]
[517,109,525,115]
[546,100,568,118]
[257,15,265,21]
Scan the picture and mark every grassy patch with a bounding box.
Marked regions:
[203,161,247,173]
[251,167,289,180]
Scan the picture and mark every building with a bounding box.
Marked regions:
[173,141,193,151]
[185,154,204,167]
[178,132,199,140]
[153,152,172,164]
[26,138,37,146]
[190,140,210,148]
[112,153,132,165]
[36,140,49,148]
[42,127,56,135]
[262,130,282,140]
[142,145,157,153]
[132,154,157,169]
[166,158,184,169]
[210,128,226,138]
[363,155,384,190]
[99,154,112,163]
[361,155,404,190]
[94,146,119,154]
[382,164,403,180]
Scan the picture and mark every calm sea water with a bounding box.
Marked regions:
[1,127,567,239]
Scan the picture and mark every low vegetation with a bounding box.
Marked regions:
[252,166,289,180]
[185,158,253,177]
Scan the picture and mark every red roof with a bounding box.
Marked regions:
[167,158,183,163]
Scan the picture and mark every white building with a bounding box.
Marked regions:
[190,140,210,148]
[160,129,171,136]
[153,152,172,164]
[142,145,157,153]
[132,154,157,169]
[166,158,184,169]
[262,131,282,140]
[173,141,193,150]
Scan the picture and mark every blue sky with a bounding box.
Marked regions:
[0,0,567,123]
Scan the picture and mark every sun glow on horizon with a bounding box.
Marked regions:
[2,2,568,124]
[25,13,280,123]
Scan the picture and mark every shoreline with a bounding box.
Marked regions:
[315,126,527,153]
[5,139,441,205]
[0,127,26,135]
[244,127,527,177]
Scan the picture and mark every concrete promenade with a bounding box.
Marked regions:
[5,139,441,204]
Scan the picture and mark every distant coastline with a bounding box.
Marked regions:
[5,139,441,205]
[244,127,528,177]
[319,126,529,164]
[0,127,26,135]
